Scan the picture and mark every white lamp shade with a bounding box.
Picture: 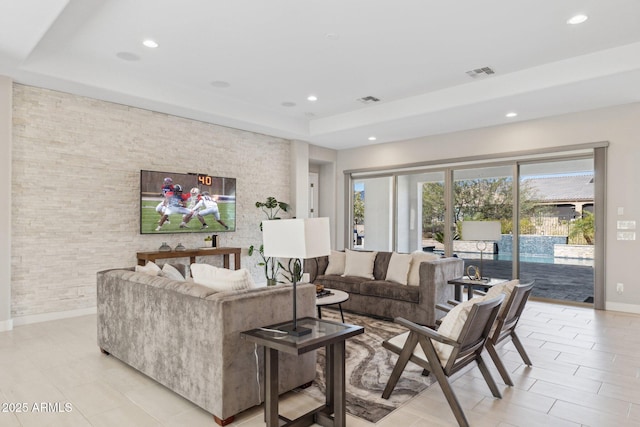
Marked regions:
[461,221,502,241]
[262,217,331,259]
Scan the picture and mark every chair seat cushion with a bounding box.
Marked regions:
[387,331,427,361]
[359,281,419,303]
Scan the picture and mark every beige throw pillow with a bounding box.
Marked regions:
[481,279,519,316]
[161,263,185,281]
[190,264,255,292]
[432,299,475,365]
[385,252,412,285]
[407,251,440,286]
[342,249,377,279]
[135,261,161,276]
[324,251,346,275]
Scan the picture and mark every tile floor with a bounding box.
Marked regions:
[1,300,639,426]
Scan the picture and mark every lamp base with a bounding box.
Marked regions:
[278,323,312,336]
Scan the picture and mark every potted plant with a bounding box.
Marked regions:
[248,197,290,286]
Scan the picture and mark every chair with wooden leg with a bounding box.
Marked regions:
[436,280,535,386]
[381,295,505,427]
[484,281,534,386]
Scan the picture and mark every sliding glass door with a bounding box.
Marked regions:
[348,146,603,306]
[518,159,595,303]
[452,166,513,280]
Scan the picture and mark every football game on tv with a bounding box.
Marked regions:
[140,170,236,234]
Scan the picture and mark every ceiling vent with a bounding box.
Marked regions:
[466,66,495,78]
[357,96,381,104]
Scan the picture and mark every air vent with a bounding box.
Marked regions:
[357,96,381,104]
[466,66,495,78]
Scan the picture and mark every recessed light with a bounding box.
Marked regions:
[307,95,318,102]
[505,112,518,118]
[567,14,588,25]
[368,136,377,141]
[281,102,296,107]
[325,33,340,40]
[143,39,159,48]
[210,80,230,88]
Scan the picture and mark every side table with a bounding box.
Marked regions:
[241,317,364,427]
[447,277,508,301]
[316,289,349,322]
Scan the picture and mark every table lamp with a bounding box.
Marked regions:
[461,221,501,281]
[262,217,331,336]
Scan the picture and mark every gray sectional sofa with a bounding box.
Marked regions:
[305,251,464,326]
[97,266,316,426]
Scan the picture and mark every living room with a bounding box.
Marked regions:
[2,2,640,426]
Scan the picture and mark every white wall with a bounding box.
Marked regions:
[336,102,640,313]
[9,84,293,323]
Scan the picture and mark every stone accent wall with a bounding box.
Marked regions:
[11,84,291,318]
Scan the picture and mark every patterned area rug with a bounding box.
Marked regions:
[300,310,435,423]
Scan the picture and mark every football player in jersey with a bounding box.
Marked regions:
[188,191,230,230]
[155,184,192,231]
[155,177,174,224]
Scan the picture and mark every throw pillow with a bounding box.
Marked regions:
[324,251,346,275]
[135,261,161,276]
[482,279,519,316]
[342,249,377,279]
[190,263,255,292]
[161,263,185,281]
[385,252,412,285]
[432,299,475,365]
[407,251,440,286]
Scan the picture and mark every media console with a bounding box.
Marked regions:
[136,247,241,269]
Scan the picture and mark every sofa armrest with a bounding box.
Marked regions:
[418,257,465,326]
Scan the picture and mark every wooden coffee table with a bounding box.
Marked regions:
[316,289,349,322]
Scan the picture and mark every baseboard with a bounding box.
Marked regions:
[12,306,97,327]
[605,302,640,315]
[0,318,13,332]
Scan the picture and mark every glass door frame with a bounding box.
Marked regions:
[345,143,606,309]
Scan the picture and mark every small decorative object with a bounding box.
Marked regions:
[466,265,481,280]
[175,243,186,251]
[211,234,218,248]
[159,242,171,252]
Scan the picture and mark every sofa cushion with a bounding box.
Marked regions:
[373,251,393,280]
[343,249,377,279]
[359,280,419,303]
[407,251,440,286]
[190,264,255,292]
[135,261,161,276]
[385,252,412,285]
[315,275,363,294]
[324,251,346,275]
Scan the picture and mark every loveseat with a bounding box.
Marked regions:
[97,264,316,426]
[305,250,464,327]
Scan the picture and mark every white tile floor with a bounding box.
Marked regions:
[1,300,639,426]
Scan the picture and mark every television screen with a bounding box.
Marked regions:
[140,170,236,234]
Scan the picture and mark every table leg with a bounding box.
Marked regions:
[339,304,345,323]
[325,344,334,410]
[264,347,279,427]
[467,285,474,301]
[454,284,462,301]
[332,341,346,427]
[223,254,230,269]
[317,307,322,319]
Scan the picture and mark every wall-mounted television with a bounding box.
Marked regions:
[140,170,236,234]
